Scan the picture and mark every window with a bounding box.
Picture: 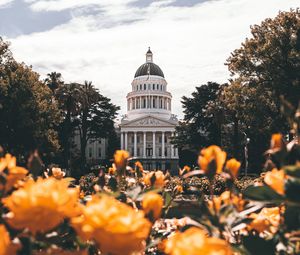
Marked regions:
[137,136,140,143]
[144,84,146,90]
[148,84,150,90]
[153,84,155,90]
[157,84,159,90]
[143,99,146,108]
[140,84,142,90]
[98,148,102,158]
[136,85,138,91]
[159,136,162,143]
[158,148,162,157]
[98,139,101,144]
[153,98,156,108]
[89,148,92,158]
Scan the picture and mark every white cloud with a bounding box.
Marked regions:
[8,0,300,118]
[0,0,13,8]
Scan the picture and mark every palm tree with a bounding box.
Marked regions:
[55,83,81,168]
[45,72,63,93]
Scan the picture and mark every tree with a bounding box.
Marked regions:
[75,81,119,170]
[226,9,300,108]
[224,9,300,172]
[0,37,61,159]
[173,82,224,165]
[45,72,64,93]
[55,82,82,168]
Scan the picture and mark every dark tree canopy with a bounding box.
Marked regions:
[226,9,300,108]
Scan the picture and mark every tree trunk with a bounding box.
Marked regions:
[79,110,88,172]
[233,113,239,160]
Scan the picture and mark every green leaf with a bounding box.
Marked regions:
[243,185,284,202]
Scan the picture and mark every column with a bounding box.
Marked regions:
[121,132,124,150]
[162,132,165,158]
[125,132,128,151]
[152,132,156,158]
[134,132,137,157]
[135,98,137,109]
[171,132,174,158]
[143,132,146,158]
[139,97,142,109]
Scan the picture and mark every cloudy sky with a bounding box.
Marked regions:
[0,0,299,118]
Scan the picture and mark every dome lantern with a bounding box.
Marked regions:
[146,47,153,63]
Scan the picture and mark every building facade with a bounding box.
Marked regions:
[120,48,179,173]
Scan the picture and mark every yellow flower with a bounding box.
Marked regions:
[142,192,164,221]
[143,170,166,188]
[3,178,80,234]
[248,207,280,233]
[0,154,28,192]
[163,227,232,255]
[179,165,191,176]
[0,224,19,255]
[198,146,226,176]
[51,167,65,179]
[264,168,285,195]
[72,195,151,255]
[225,158,241,178]
[114,150,129,171]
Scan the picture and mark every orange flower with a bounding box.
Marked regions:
[108,164,116,175]
[248,207,280,233]
[225,158,241,178]
[51,167,65,180]
[143,170,166,188]
[208,191,246,214]
[179,165,191,176]
[174,185,183,194]
[0,154,28,192]
[198,146,226,176]
[3,178,80,234]
[135,161,144,172]
[72,195,151,255]
[0,224,19,255]
[163,227,232,255]
[270,133,284,151]
[114,150,130,174]
[142,192,164,221]
[264,168,285,195]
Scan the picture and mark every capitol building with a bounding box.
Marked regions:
[120,48,179,172]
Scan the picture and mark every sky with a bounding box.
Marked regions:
[0,0,299,118]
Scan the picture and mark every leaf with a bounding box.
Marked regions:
[243,185,284,202]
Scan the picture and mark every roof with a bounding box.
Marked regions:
[134,62,165,78]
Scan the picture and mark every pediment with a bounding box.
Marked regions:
[121,115,177,127]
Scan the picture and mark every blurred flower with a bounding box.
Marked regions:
[142,192,164,221]
[143,170,166,188]
[51,167,65,180]
[135,161,144,173]
[270,133,284,151]
[108,164,117,175]
[264,168,285,195]
[174,185,183,194]
[248,207,280,233]
[163,227,232,255]
[3,178,80,234]
[0,154,28,192]
[114,150,130,174]
[225,158,241,178]
[0,224,19,255]
[72,194,151,255]
[179,165,191,176]
[198,146,226,176]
